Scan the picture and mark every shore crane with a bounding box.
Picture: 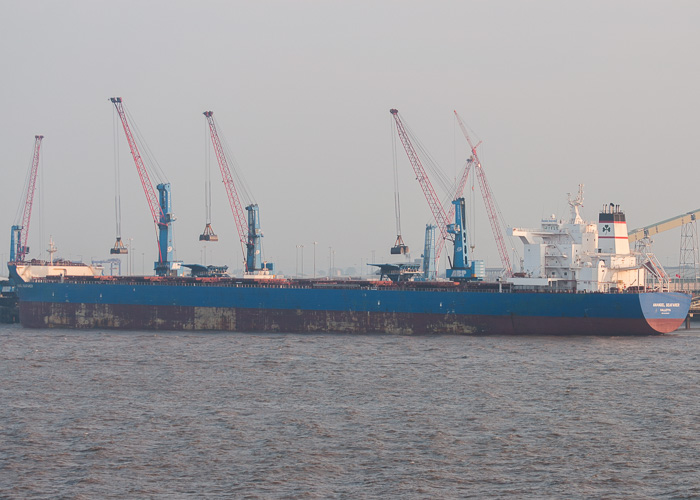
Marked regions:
[628,209,700,243]
[203,111,271,274]
[628,208,700,291]
[10,135,44,263]
[109,97,181,276]
[389,109,474,272]
[453,110,513,277]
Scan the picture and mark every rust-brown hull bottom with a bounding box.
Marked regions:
[19,301,679,335]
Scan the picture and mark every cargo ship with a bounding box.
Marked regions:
[13,188,691,335]
[14,276,689,335]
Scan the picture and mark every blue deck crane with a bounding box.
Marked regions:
[204,111,273,275]
[110,97,182,276]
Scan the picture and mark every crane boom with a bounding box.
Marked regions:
[203,111,259,272]
[390,109,451,259]
[109,97,179,275]
[109,98,165,229]
[453,110,513,277]
[628,209,700,242]
[203,112,248,253]
[12,135,44,262]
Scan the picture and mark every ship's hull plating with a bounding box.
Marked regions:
[16,281,690,335]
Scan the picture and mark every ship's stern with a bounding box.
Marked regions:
[639,292,691,333]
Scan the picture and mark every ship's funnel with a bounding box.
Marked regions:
[598,203,630,255]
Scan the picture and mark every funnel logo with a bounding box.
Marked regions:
[602,224,611,233]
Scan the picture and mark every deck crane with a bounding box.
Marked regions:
[109,97,181,276]
[10,135,44,263]
[203,111,271,274]
[389,109,476,276]
[390,109,451,259]
[453,111,513,277]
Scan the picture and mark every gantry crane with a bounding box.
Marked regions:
[10,135,44,262]
[203,111,270,274]
[109,97,180,276]
[453,110,513,277]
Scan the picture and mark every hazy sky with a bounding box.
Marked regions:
[2,1,699,276]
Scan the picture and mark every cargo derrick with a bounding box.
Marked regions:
[10,135,44,263]
[109,97,181,276]
[453,110,513,277]
[203,111,272,274]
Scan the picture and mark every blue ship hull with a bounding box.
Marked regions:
[15,278,691,335]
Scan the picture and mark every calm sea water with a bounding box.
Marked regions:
[2,323,700,499]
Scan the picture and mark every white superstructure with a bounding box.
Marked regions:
[507,185,667,292]
[8,236,101,282]
[9,260,100,282]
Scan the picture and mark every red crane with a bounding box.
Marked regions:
[14,135,44,262]
[203,111,249,265]
[390,109,472,264]
[109,97,166,259]
[453,110,513,277]
[109,97,173,270]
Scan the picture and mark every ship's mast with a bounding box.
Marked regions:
[567,184,584,225]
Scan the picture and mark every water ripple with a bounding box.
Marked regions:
[2,324,700,498]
